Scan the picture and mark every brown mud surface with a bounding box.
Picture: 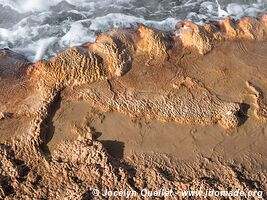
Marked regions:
[0,15,267,199]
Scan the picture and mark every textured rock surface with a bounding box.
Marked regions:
[80,77,240,129]
[1,132,266,199]
[0,15,267,199]
[246,81,267,120]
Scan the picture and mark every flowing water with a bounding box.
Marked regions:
[0,0,266,61]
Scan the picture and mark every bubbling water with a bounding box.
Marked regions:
[0,0,266,61]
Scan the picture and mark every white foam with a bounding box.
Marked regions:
[244,7,262,16]
[0,0,61,13]
[34,37,57,61]
[201,1,217,13]
[0,0,132,13]
[90,13,178,32]
[59,22,95,48]
[10,37,56,61]
[226,4,245,16]
[215,0,229,18]
[0,25,35,44]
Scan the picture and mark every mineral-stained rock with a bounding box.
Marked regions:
[0,49,30,79]
[1,131,267,199]
[246,81,267,120]
[176,20,214,55]
[1,15,267,199]
[79,77,240,129]
[0,49,32,115]
[176,15,267,54]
